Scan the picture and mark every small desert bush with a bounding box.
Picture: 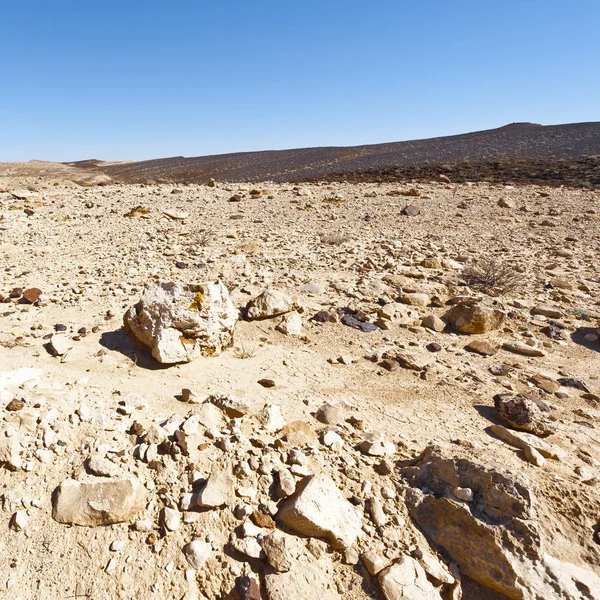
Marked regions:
[461,258,521,294]
[234,342,258,359]
[320,232,350,245]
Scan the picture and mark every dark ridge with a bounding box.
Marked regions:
[63,159,106,170]
[100,122,600,186]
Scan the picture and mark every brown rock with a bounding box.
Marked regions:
[401,205,421,216]
[258,378,276,388]
[6,399,25,412]
[464,340,498,356]
[530,374,560,394]
[494,393,554,437]
[22,288,42,304]
[444,302,505,334]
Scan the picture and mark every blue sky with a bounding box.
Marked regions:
[2,1,598,161]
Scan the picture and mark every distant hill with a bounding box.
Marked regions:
[100,122,600,186]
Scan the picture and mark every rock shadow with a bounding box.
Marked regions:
[99,328,171,371]
[570,327,600,352]
[472,404,504,426]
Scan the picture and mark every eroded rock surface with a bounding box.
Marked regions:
[124,281,237,364]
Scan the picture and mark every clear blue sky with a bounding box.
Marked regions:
[2,0,598,161]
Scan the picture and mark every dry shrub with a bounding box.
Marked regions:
[320,232,350,245]
[461,258,521,294]
[387,188,421,197]
[234,342,258,359]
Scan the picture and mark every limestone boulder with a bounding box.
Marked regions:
[444,301,505,334]
[401,446,600,600]
[124,281,237,364]
[52,477,146,526]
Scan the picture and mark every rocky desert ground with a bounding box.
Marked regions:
[1,167,600,600]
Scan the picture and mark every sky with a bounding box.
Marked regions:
[1,0,599,162]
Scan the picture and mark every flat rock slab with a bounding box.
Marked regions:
[52,477,146,526]
[264,559,339,600]
[378,556,443,600]
[277,474,362,549]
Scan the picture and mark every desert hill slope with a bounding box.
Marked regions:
[100,121,600,185]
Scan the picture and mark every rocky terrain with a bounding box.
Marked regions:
[1,171,600,600]
[97,122,600,187]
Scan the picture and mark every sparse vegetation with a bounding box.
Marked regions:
[461,258,521,294]
[233,341,258,359]
[319,232,350,245]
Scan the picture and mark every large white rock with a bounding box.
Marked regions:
[277,474,362,549]
[52,477,146,526]
[124,281,238,364]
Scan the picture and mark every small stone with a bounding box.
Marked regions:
[376,458,394,475]
[322,430,344,449]
[454,487,473,501]
[362,551,390,575]
[86,456,122,478]
[10,510,28,532]
[426,343,442,353]
[360,438,396,456]
[255,403,286,432]
[246,289,297,320]
[181,388,201,403]
[531,305,563,319]
[251,510,276,529]
[193,471,234,508]
[445,302,505,334]
[49,334,73,356]
[207,393,250,417]
[183,540,211,570]
[6,399,25,412]
[401,205,421,216]
[276,311,302,336]
[258,378,276,388]
[523,445,546,467]
[530,374,560,394]
[503,341,546,357]
[276,468,296,499]
[315,404,343,425]
[261,531,295,572]
[421,315,445,332]
[234,575,263,600]
[161,507,180,531]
